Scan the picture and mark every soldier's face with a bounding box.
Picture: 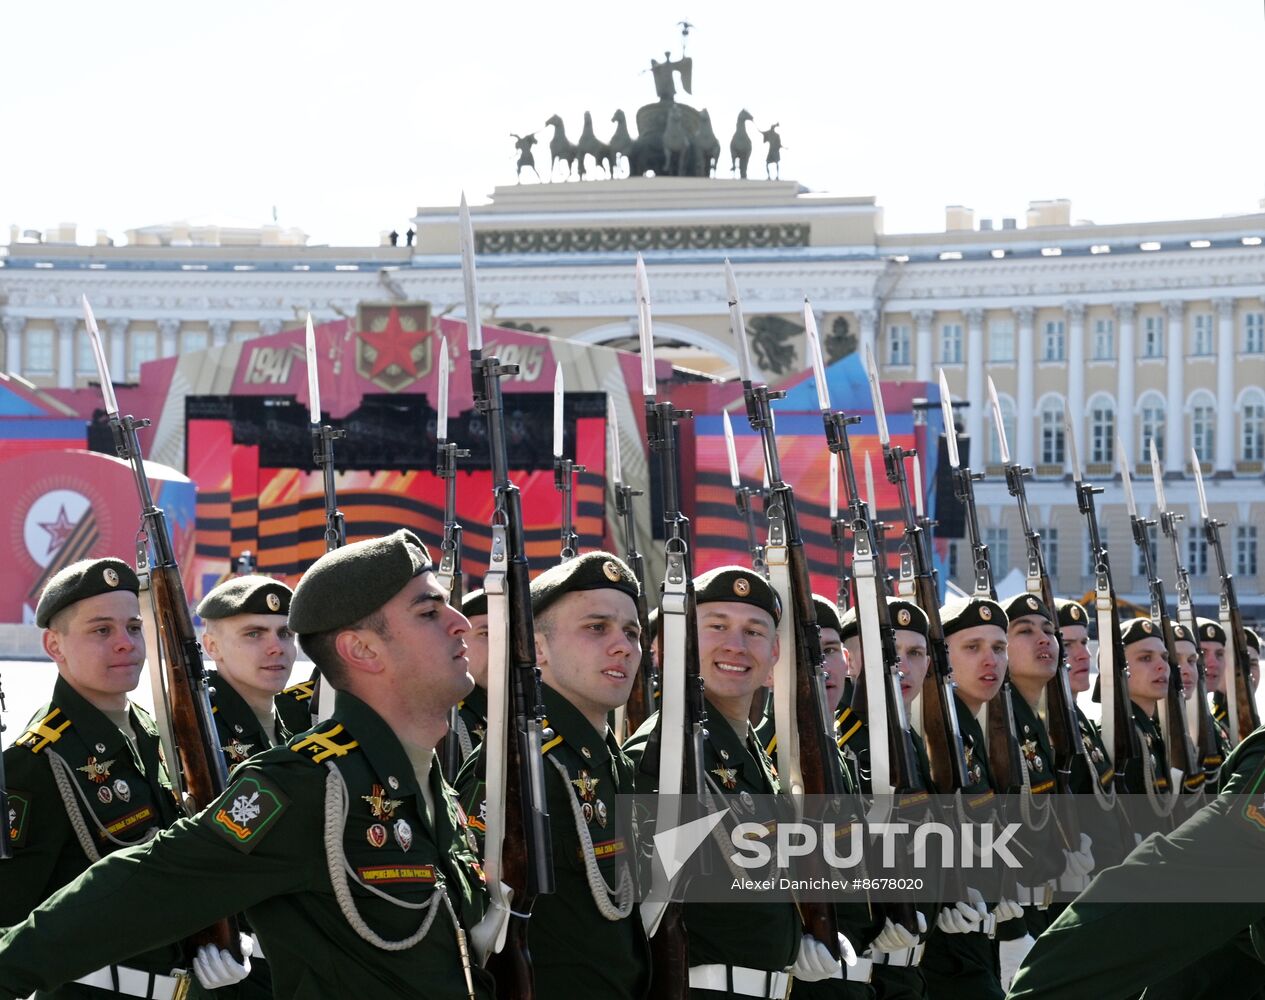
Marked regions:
[44,591,145,708]
[377,572,473,712]
[1060,624,1092,694]
[696,601,778,708]
[1007,614,1058,686]
[1125,636,1170,709]
[818,627,847,709]
[842,637,862,679]
[535,589,640,724]
[1200,641,1226,692]
[464,614,489,688]
[894,629,929,708]
[203,614,296,699]
[946,625,1008,712]
[1174,640,1199,698]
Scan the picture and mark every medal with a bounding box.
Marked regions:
[711,766,738,790]
[595,800,608,828]
[393,818,413,852]
[367,824,388,848]
[363,784,403,822]
[113,779,131,803]
[571,770,600,803]
[582,802,595,824]
[97,786,114,804]
[77,756,114,784]
[222,739,255,764]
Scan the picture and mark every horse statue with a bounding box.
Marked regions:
[730,109,754,179]
[608,110,634,176]
[696,109,720,177]
[576,111,614,179]
[760,123,784,180]
[544,114,578,180]
[511,132,539,182]
[662,105,691,176]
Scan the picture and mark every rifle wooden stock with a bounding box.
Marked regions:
[0,675,11,860]
[1202,511,1261,742]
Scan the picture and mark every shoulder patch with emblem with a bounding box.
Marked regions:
[16,708,71,754]
[290,724,360,763]
[7,791,31,848]
[205,773,290,852]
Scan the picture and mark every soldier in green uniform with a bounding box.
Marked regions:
[0,557,250,999]
[1119,617,1175,812]
[1007,723,1265,1000]
[0,531,500,1000]
[1197,617,1235,763]
[623,566,846,998]
[451,590,489,765]
[457,551,650,999]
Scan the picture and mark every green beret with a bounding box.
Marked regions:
[197,575,292,620]
[289,530,432,636]
[693,565,780,624]
[813,595,842,636]
[1055,598,1089,630]
[1003,593,1053,625]
[888,598,929,638]
[941,597,1008,637]
[1245,627,1260,654]
[531,551,639,618]
[1171,621,1194,644]
[462,589,488,619]
[839,606,858,643]
[1121,616,1165,647]
[1196,617,1226,645]
[36,557,139,628]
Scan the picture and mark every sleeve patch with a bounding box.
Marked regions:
[7,791,30,848]
[205,774,289,852]
[1240,761,1265,834]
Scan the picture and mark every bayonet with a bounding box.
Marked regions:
[724,409,766,576]
[305,313,346,554]
[987,377,1010,467]
[552,366,583,562]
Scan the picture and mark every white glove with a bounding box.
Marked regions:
[192,934,253,990]
[872,910,926,952]
[935,887,987,935]
[790,933,842,983]
[471,883,514,966]
[1061,832,1094,879]
[991,897,1024,923]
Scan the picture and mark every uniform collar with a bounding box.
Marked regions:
[52,673,140,759]
[332,690,423,799]
[208,669,272,742]
[460,685,488,721]
[541,684,611,768]
[703,697,770,787]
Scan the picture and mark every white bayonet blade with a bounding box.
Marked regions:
[1064,402,1083,482]
[723,410,741,488]
[437,336,450,441]
[553,366,565,459]
[82,296,119,415]
[863,345,890,446]
[635,255,657,398]
[987,376,1010,465]
[1117,435,1138,517]
[725,259,755,383]
[305,313,322,425]
[1192,448,1210,519]
[458,194,483,352]
[804,300,831,411]
[829,451,839,519]
[938,369,959,469]
[913,454,924,517]
[864,452,878,521]
[608,402,623,486]
[1150,439,1168,512]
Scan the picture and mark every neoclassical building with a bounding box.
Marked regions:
[3,178,1263,613]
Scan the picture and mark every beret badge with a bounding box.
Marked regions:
[734,577,751,597]
[103,568,120,588]
[602,560,621,583]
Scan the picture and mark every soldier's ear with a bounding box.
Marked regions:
[334,627,384,677]
[42,627,65,665]
[202,627,219,660]
[534,632,549,668]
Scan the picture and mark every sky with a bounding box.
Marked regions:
[2,1,1262,247]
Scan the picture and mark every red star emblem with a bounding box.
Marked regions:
[359,307,426,379]
[39,505,78,555]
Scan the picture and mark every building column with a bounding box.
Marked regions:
[1115,302,1136,462]
[1,315,24,374]
[106,318,128,380]
[258,319,283,339]
[1065,301,1086,473]
[1015,305,1035,468]
[1214,297,1236,476]
[157,318,180,358]
[857,309,877,363]
[965,307,985,456]
[54,317,76,389]
[209,318,231,347]
[913,309,934,382]
[1163,300,1185,475]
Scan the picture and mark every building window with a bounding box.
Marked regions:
[1237,526,1258,577]
[985,527,1009,570]
[1042,320,1065,361]
[75,330,96,374]
[1246,313,1265,354]
[989,320,1015,362]
[941,324,963,364]
[987,395,1017,465]
[888,324,911,366]
[1139,395,1166,463]
[1243,402,1265,462]
[1040,528,1058,578]
[1143,315,1165,358]
[1187,529,1209,577]
[1092,318,1114,359]
[1134,523,1158,576]
[183,330,208,354]
[1089,401,1115,465]
[1040,405,1065,465]
[1084,527,1108,577]
[1191,313,1214,356]
[130,330,158,377]
[25,328,54,375]
[1191,403,1215,463]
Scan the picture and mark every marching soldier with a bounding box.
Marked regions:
[623,566,846,998]
[451,590,489,764]
[1196,617,1235,762]
[1119,617,1175,809]
[457,551,650,999]
[0,531,500,1000]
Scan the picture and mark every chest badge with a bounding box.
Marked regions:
[367,823,388,848]
[97,786,114,805]
[222,739,255,765]
[77,756,115,784]
[571,770,600,803]
[393,818,413,852]
[113,779,131,803]
[711,766,739,790]
[1021,738,1045,773]
[363,784,404,822]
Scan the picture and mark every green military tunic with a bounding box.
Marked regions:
[0,692,492,1000]
[456,684,650,999]
[1067,706,1132,873]
[1122,703,1176,843]
[272,673,316,736]
[453,686,488,766]
[623,700,802,991]
[1007,726,1265,1000]
[1,675,183,999]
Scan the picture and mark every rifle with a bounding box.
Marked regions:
[1140,440,1206,800]
[1,672,11,859]
[460,196,555,998]
[435,336,472,783]
[83,296,241,959]
[1193,448,1261,745]
[863,349,969,795]
[609,406,657,741]
[637,254,702,1000]
[722,410,768,576]
[827,452,851,615]
[552,366,583,562]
